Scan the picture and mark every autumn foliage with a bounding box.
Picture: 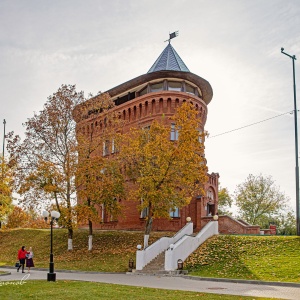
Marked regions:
[119,102,208,235]
[5,206,48,229]
[6,84,85,248]
[0,156,14,227]
[75,93,126,239]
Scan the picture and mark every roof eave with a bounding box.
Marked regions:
[107,70,213,104]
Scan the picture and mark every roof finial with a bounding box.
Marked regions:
[164,31,179,43]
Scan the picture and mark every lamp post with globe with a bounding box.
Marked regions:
[42,210,60,281]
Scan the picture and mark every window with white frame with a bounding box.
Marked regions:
[170,123,179,141]
[103,140,110,156]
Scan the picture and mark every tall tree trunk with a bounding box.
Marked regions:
[68,228,73,250]
[88,220,93,250]
[66,176,73,251]
[87,198,93,250]
[144,205,153,248]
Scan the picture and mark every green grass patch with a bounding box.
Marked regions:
[0,229,169,272]
[0,280,277,300]
[1,229,300,283]
[185,235,300,282]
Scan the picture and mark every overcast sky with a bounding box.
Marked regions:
[0,0,299,213]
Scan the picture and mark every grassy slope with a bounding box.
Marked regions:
[0,229,300,283]
[185,235,300,283]
[0,229,169,272]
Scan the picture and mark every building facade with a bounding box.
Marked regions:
[73,42,219,232]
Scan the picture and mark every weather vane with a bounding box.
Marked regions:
[165,31,179,43]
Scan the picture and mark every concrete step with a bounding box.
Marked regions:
[138,252,165,273]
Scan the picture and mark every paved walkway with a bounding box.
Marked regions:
[1,267,300,299]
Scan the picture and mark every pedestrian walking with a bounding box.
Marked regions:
[17,246,27,273]
[26,247,35,273]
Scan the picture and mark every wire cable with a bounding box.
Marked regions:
[208,110,295,139]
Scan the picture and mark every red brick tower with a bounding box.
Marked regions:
[73,40,219,232]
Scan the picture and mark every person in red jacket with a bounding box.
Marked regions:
[17,246,27,273]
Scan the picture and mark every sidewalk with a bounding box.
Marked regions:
[1,267,300,299]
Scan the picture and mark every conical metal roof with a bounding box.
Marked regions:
[147,43,190,73]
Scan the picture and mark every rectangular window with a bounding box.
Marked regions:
[140,199,149,218]
[168,81,182,92]
[150,82,163,92]
[101,204,105,222]
[139,85,148,96]
[186,84,195,95]
[170,207,180,218]
[140,207,149,218]
[170,123,179,141]
[103,140,110,156]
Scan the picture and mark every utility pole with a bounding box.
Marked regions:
[2,119,6,157]
[1,119,6,229]
[281,48,299,236]
[1,119,6,178]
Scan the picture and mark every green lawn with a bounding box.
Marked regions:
[185,235,300,283]
[1,229,298,299]
[0,229,165,272]
[0,280,277,300]
[1,229,300,282]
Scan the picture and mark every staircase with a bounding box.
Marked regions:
[135,252,166,274]
[135,221,217,274]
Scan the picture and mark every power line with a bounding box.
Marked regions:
[208,110,295,139]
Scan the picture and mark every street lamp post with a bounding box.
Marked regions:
[281,47,299,236]
[42,210,60,281]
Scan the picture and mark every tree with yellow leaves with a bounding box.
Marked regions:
[6,84,84,250]
[0,156,14,228]
[75,93,126,250]
[120,102,207,247]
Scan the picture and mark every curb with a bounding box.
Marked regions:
[182,275,300,288]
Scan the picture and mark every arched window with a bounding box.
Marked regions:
[159,98,163,112]
[139,103,142,118]
[151,99,156,114]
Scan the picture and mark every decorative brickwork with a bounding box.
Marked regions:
[73,46,219,233]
